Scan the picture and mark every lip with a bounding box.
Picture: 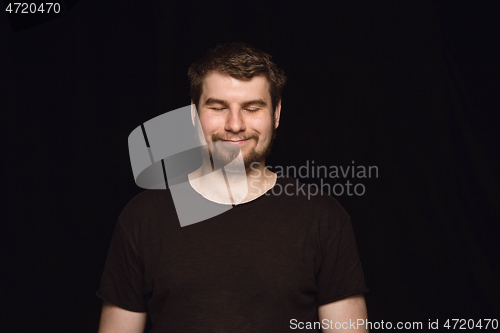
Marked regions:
[222,139,248,146]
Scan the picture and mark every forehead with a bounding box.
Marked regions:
[201,71,271,102]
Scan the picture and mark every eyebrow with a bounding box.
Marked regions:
[242,99,267,108]
[204,98,228,106]
[203,98,267,108]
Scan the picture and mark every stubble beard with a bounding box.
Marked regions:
[241,126,276,170]
[199,121,277,172]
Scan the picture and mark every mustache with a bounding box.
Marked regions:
[211,133,259,142]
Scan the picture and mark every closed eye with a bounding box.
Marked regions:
[211,108,259,113]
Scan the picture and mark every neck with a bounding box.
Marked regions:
[188,158,277,205]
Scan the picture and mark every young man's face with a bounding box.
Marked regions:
[195,71,281,169]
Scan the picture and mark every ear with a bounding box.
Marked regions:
[190,100,197,127]
[273,101,282,129]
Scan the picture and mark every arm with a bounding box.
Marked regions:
[318,293,368,332]
[97,301,148,333]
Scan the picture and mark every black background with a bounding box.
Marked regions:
[2,0,499,332]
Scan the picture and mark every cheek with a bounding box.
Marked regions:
[259,117,275,135]
[254,121,274,145]
[199,117,219,136]
[250,113,274,131]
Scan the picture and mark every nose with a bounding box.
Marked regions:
[224,108,246,133]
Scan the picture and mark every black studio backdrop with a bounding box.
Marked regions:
[1,0,499,332]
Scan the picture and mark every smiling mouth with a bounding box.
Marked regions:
[222,139,248,145]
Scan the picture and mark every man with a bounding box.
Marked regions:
[97,42,369,332]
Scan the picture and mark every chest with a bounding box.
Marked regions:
[143,216,322,305]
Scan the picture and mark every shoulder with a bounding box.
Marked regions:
[119,170,189,219]
[271,176,352,250]
[117,187,175,233]
[273,176,350,221]
[119,189,168,217]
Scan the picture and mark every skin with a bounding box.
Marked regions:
[318,294,369,332]
[98,71,368,332]
[188,71,281,204]
[97,301,147,333]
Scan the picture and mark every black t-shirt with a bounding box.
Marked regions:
[96,175,368,332]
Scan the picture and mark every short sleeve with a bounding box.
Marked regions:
[316,217,369,305]
[96,219,148,312]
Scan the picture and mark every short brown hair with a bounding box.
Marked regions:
[188,42,286,112]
